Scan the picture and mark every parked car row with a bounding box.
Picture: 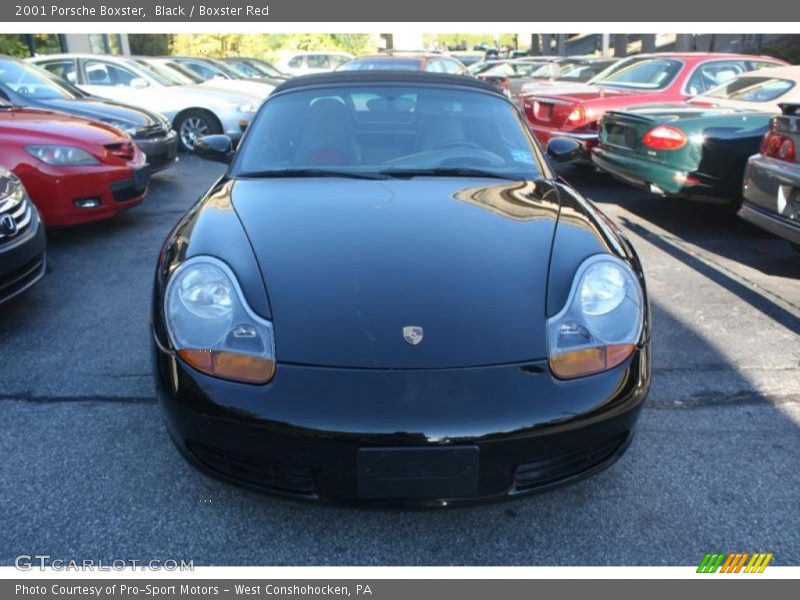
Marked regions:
[0,51,285,306]
[4,49,798,312]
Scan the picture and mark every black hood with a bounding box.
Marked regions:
[231,177,560,369]
[22,96,164,132]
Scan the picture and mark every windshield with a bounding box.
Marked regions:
[132,60,190,86]
[338,58,423,72]
[0,59,79,100]
[225,59,261,77]
[214,60,253,79]
[246,59,285,78]
[207,59,243,78]
[594,57,682,90]
[703,76,795,103]
[233,84,542,180]
[559,61,616,82]
[481,61,546,78]
[157,60,205,84]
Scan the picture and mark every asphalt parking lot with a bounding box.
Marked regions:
[1,155,799,566]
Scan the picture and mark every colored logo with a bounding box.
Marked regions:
[697,552,773,573]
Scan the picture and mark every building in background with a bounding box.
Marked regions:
[0,34,130,57]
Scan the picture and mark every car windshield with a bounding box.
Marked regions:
[0,59,79,100]
[225,59,261,77]
[233,84,542,180]
[132,60,190,86]
[247,59,286,78]
[157,61,205,84]
[339,58,423,72]
[703,76,795,103]
[482,61,545,77]
[594,57,683,90]
[207,59,243,78]
[560,61,616,82]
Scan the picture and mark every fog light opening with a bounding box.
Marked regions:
[74,197,101,209]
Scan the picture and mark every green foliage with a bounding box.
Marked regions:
[761,42,800,65]
[0,34,62,58]
[424,33,521,50]
[0,35,30,57]
[168,33,377,60]
[129,34,172,56]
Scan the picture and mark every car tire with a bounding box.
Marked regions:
[175,110,223,152]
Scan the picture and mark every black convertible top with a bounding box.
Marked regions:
[271,71,502,95]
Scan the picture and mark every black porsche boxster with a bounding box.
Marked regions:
[151,72,651,505]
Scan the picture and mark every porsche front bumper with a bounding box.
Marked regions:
[152,336,650,505]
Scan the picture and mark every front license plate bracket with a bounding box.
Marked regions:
[357,446,479,499]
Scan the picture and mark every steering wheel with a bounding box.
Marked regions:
[16,86,31,96]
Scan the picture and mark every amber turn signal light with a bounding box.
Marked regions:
[549,343,636,379]
[178,349,275,384]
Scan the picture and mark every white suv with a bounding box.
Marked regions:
[279,52,353,76]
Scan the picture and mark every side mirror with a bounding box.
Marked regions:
[194,134,233,163]
[130,77,149,89]
[546,137,584,165]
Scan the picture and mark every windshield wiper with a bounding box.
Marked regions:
[236,168,387,180]
[379,167,523,181]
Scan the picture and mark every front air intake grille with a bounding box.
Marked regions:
[513,433,629,491]
[104,141,135,160]
[110,179,141,203]
[0,255,45,304]
[187,442,316,495]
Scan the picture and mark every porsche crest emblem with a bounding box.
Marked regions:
[402,326,424,345]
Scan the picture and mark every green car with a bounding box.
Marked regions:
[591,66,800,204]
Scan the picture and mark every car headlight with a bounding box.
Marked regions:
[26,145,99,166]
[547,254,644,379]
[238,102,257,113]
[164,256,275,384]
[102,120,138,137]
[0,168,25,208]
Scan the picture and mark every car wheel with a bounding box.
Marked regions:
[175,110,222,152]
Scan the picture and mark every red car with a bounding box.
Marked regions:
[519,53,787,159]
[0,99,148,227]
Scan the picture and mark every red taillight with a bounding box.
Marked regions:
[565,105,586,127]
[760,131,796,162]
[642,125,687,151]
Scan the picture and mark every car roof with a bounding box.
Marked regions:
[272,71,502,95]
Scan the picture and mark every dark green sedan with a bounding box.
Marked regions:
[592,66,800,204]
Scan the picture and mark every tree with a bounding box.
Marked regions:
[129,34,172,56]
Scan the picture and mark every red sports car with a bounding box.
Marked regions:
[519,53,786,159]
[0,98,148,227]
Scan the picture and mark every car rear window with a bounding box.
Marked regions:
[339,59,423,72]
[705,76,795,103]
[596,58,683,90]
[234,84,542,180]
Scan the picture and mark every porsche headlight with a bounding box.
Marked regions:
[547,254,644,379]
[26,145,99,166]
[165,256,275,384]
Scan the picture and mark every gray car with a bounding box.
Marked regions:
[28,53,264,151]
[740,102,800,252]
